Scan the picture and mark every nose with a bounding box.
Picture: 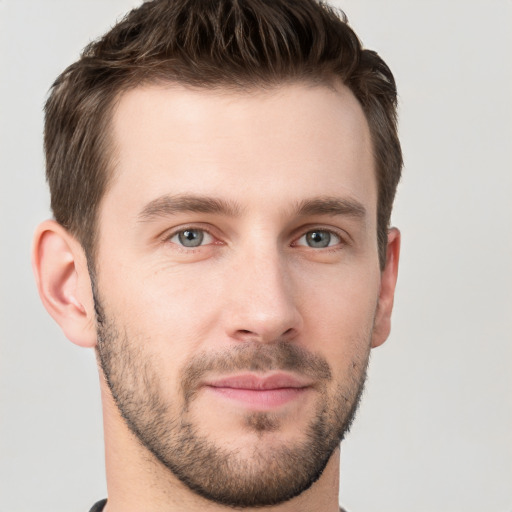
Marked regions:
[223,246,303,344]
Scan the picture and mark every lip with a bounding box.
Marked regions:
[202,373,313,410]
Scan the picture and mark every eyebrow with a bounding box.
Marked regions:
[138,194,242,221]
[295,196,367,219]
[138,193,366,223]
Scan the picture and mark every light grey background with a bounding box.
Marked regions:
[0,1,511,511]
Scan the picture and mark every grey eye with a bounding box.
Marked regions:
[174,229,205,247]
[296,230,340,248]
[306,231,331,248]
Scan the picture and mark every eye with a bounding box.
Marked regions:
[295,229,341,249]
[169,228,214,248]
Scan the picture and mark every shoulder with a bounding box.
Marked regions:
[88,499,107,512]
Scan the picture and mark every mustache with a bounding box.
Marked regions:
[180,341,332,405]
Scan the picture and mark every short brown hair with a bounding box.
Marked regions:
[44,0,402,267]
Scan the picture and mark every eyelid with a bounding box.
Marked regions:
[291,226,348,248]
[158,223,349,249]
[161,224,220,247]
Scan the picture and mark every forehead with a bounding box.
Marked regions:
[104,82,376,221]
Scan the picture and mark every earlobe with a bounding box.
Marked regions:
[371,227,401,349]
[32,220,97,348]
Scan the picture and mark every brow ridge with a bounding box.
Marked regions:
[138,194,242,221]
[138,193,366,223]
[295,196,367,218]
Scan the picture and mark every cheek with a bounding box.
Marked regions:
[296,262,380,357]
[98,258,225,364]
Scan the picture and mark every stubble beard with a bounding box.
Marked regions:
[94,294,370,508]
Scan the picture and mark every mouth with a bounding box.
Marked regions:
[202,373,314,410]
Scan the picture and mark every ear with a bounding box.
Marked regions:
[371,227,401,348]
[32,220,97,348]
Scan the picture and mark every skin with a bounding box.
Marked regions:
[33,82,400,512]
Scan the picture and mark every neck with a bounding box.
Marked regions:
[100,382,342,512]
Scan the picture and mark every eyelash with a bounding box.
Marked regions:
[292,228,346,250]
[163,225,347,251]
[164,225,218,250]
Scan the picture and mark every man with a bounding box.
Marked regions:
[32,0,402,510]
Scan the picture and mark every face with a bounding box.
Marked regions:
[93,83,384,507]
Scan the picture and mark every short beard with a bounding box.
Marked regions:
[94,290,369,508]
